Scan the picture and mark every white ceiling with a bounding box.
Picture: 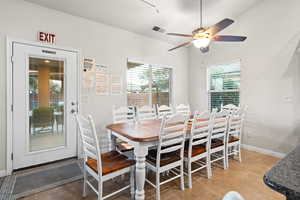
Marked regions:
[25,0,260,45]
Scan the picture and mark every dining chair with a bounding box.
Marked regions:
[175,104,191,117]
[32,107,55,134]
[137,105,157,121]
[156,104,173,119]
[75,114,135,200]
[112,105,135,124]
[145,113,188,200]
[112,105,135,152]
[221,104,240,114]
[209,110,229,171]
[225,112,244,168]
[184,110,216,188]
[223,191,245,200]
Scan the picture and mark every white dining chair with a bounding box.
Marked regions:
[221,104,240,114]
[223,191,245,200]
[112,105,135,152]
[184,110,216,188]
[175,104,191,117]
[75,114,135,200]
[145,113,188,200]
[210,110,228,171]
[225,112,244,168]
[137,105,157,121]
[112,105,135,123]
[157,104,173,119]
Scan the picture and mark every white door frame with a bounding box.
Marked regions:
[6,37,82,175]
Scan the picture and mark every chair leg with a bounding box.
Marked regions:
[225,147,229,169]
[130,167,135,200]
[156,172,160,200]
[187,160,192,189]
[83,166,87,197]
[98,180,103,200]
[180,163,185,191]
[238,144,242,163]
[207,157,212,179]
[223,149,227,169]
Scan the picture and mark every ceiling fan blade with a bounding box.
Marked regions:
[168,41,193,51]
[206,18,234,36]
[213,35,247,42]
[200,46,210,53]
[167,33,194,38]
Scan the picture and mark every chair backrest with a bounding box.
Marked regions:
[227,112,245,142]
[157,105,173,119]
[221,104,240,114]
[156,114,188,166]
[211,110,228,145]
[175,104,191,117]
[32,107,54,125]
[75,114,102,175]
[188,110,216,157]
[137,105,157,121]
[112,105,135,123]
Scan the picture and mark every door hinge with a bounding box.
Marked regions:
[11,104,13,112]
[11,56,14,63]
[11,153,13,160]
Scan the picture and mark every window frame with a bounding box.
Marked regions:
[126,59,173,107]
[207,60,241,111]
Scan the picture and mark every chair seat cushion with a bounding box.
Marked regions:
[116,141,134,152]
[211,139,224,148]
[146,149,181,167]
[184,144,206,157]
[86,151,135,175]
[229,136,239,143]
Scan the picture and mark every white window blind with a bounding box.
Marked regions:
[208,62,240,111]
[127,62,172,107]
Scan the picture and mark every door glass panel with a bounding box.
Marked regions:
[29,57,65,152]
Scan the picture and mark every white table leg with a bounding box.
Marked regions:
[134,145,148,200]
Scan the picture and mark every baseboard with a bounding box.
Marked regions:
[242,144,286,158]
[0,170,7,177]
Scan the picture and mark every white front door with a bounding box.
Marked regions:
[12,42,78,170]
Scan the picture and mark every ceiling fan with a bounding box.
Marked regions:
[167,0,247,53]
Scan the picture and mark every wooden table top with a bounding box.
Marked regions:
[106,119,197,142]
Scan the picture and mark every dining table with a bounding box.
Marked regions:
[106,119,196,200]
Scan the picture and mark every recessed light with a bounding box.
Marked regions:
[44,60,50,63]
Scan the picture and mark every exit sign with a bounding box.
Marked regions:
[38,31,56,44]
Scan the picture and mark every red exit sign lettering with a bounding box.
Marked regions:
[38,32,56,44]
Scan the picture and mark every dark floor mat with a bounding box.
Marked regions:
[13,162,82,199]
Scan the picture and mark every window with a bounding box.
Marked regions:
[127,61,172,107]
[208,61,240,111]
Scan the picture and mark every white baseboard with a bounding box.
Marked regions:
[242,144,286,158]
[0,170,7,177]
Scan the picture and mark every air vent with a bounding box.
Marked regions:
[152,26,166,33]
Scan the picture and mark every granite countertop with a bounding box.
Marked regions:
[264,145,300,199]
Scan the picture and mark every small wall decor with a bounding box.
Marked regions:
[83,58,96,88]
[95,64,109,95]
[110,74,122,95]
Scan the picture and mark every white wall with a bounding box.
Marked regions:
[0,0,189,171]
[189,0,300,154]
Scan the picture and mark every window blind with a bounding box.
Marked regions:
[151,66,171,106]
[208,62,240,111]
[127,62,172,107]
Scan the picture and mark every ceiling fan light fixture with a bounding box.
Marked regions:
[193,38,211,48]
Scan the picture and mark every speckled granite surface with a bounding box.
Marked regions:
[264,145,300,200]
